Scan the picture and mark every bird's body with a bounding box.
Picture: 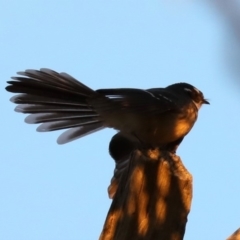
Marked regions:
[6,68,208,149]
[105,106,196,147]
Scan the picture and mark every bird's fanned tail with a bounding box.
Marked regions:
[6,68,105,144]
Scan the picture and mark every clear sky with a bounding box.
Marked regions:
[1,1,240,240]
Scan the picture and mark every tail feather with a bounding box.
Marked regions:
[18,69,91,92]
[15,104,92,113]
[41,68,92,90]
[57,123,105,144]
[25,113,100,124]
[36,118,101,132]
[7,69,93,99]
[11,94,88,106]
[7,78,87,98]
[6,69,105,143]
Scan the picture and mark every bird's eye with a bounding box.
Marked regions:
[184,87,203,104]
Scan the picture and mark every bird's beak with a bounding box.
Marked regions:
[203,99,210,104]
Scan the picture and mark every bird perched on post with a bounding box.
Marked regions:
[6,68,209,197]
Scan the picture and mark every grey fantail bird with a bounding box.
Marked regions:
[6,68,209,149]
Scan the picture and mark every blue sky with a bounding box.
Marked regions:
[1,1,240,239]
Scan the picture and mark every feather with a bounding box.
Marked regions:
[6,69,105,144]
[10,94,88,106]
[25,112,99,124]
[36,118,101,132]
[57,123,105,144]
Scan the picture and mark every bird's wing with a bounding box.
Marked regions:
[96,88,178,115]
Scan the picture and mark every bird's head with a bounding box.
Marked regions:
[166,83,209,109]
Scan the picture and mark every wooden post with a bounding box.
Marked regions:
[99,149,193,240]
[227,228,240,240]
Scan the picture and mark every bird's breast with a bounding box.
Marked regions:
[153,107,198,145]
[102,103,198,147]
[132,106,198,147]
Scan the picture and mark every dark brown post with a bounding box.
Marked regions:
[99,149,193,240]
